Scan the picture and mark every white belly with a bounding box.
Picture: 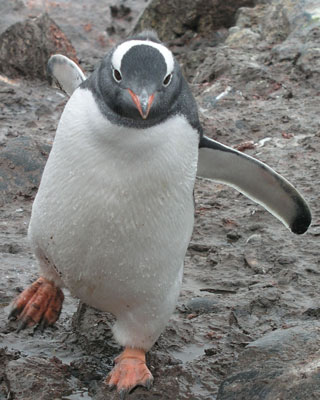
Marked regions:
[29,88,199,318]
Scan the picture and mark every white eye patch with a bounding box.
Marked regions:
[111,40,174,76]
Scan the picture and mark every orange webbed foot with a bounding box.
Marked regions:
[9,277,64,331]
[106,347,153,398]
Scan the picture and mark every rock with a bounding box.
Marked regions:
[0,135,51,202]
[188,242,212,252]
[0,13,78,80]
[6,356,80,400]
[217,322,320,400]
[254,2,290,45]
[184,45,269,83]
[185,297,219,313]
[133,0,319,84]
[0,242,21,254]
[271,39,302,62]
[296,43,320,77]
[183,0,320,83]
[225,27,261,48]
[0,348,19,398]
[133,0,255,43]
[110,4,132,20]
[269,0,320,76]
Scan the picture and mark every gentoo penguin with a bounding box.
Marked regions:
[10,31,311,396]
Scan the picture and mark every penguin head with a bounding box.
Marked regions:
[96,32,181,124]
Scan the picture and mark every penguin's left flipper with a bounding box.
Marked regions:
[47,54,86,96]
[197,135,312,234]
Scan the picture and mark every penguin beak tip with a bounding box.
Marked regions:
[128,89,155,120]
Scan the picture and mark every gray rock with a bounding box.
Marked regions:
[296,42,320,76]
[188,45,269,83]
[186,297,219,313]
[217,322,320,400]
[225,27,261,48]
[133,0,255,42]
[271,39,302,61]
[270,0,320,75]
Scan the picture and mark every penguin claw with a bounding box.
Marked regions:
[144,377,154,390]
[37,318,49,332]
[8,308,19,321]
[118,388,129,400]
[9,277,64,331]
[17,318,29,333]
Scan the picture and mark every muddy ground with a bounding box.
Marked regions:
[1,0,320,399]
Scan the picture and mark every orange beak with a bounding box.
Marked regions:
[127,89,155,119]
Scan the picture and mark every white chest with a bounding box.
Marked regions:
[29,88,199,310]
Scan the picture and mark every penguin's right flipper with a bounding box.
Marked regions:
[47,54,86,96]
[197,135,312,235]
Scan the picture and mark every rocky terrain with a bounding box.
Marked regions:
[0,0,320,399]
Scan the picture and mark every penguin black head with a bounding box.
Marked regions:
[94,32,182,125]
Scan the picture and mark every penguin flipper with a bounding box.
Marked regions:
[47,54,86,96]
[197,135,311,234]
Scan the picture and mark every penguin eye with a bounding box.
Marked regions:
[163,73,172,87]
[113,69,122,82]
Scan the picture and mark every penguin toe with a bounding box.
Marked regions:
[106,354,153,395]
[9,277,64,330]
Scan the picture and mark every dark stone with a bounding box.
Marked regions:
[0,242,21,254]
[110,4,131,20]
[226,231,241,242]
[188,242,212,252]
[303,307,320,319]
[0,13,78,80]
[296,43,320,77]
[185,297,219,313]
[217,322,320,400]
